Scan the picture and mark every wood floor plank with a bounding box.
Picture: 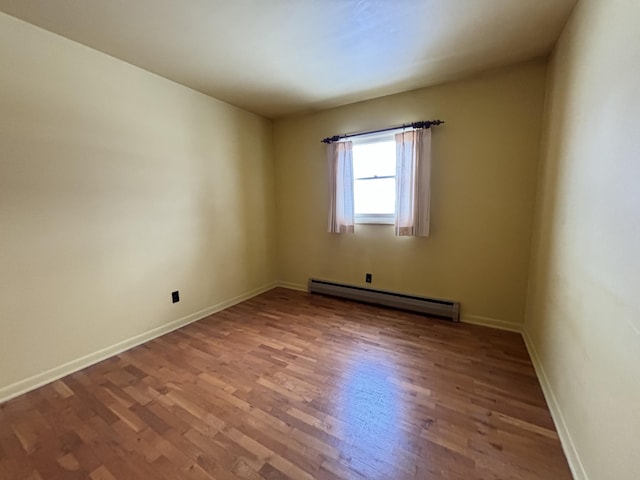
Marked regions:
[0,288,572,479]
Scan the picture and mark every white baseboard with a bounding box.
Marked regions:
[522,329,587,480]
[277,281,307,292]
[461,314,523,333]
[0,282,278,404]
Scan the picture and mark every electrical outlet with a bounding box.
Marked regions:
[171,291,180,303]
[365,273,372,283]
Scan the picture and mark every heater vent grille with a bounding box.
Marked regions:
[308,278,460,322]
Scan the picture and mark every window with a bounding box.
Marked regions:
[352,132,396,224]
[327,126,432,236]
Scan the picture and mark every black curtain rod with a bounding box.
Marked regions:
[321,120,444,144]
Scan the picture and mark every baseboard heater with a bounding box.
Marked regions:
[307,278,460,322]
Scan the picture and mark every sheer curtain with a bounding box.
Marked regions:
[395,128,432,237]
[327,141,355,233]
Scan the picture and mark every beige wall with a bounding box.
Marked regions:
[525,1,640,479]
[273,61,547,329]
[0,13,277,397]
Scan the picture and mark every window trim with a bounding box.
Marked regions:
[350,130,396,145]
[355,213,395,225]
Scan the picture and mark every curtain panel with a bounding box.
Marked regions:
[395,129,432,237]
[327,141,355,234]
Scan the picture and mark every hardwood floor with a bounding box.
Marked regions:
[0,288,572,479]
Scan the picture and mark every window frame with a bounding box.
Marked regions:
[351,132,397,225]
[355,213,395,225]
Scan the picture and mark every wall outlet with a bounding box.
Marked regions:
[171,291,180,303]
[365,273,372,283]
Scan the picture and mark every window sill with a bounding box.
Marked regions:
[355,214,394,225]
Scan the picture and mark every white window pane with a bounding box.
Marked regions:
[354,178,396,214]
[352,140,396,179]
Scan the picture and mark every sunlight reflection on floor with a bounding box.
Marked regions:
[337,353,406,478]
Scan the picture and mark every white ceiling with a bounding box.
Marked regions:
[0,0,576,118]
